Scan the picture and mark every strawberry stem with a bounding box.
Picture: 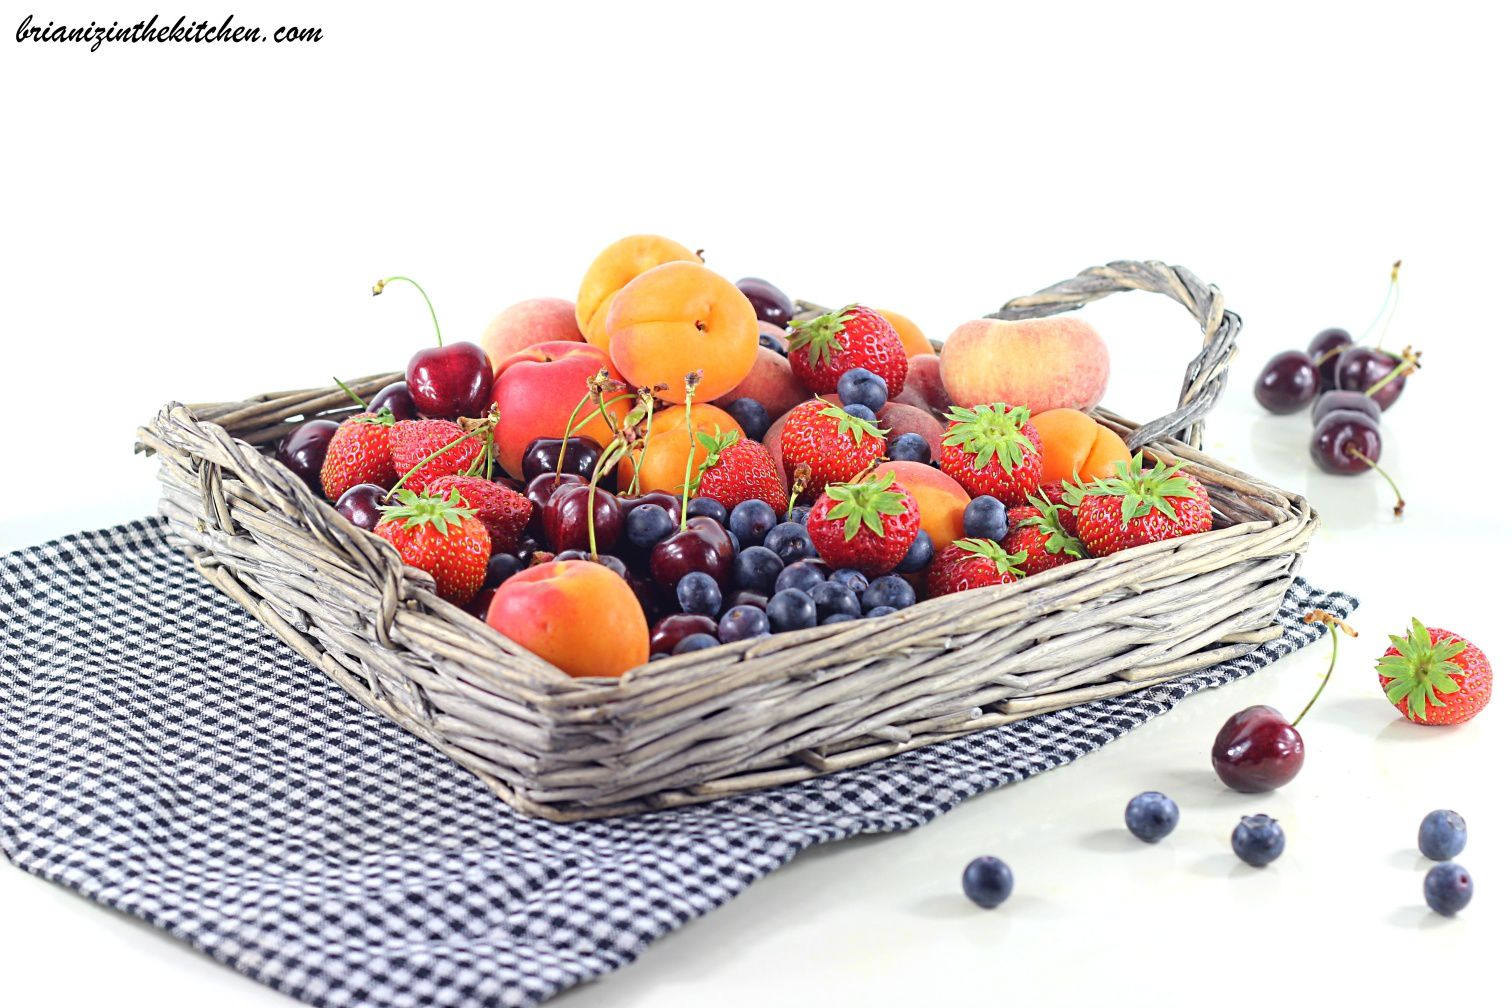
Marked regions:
[1294,611,1359,727]
[1346,447,1406,516]
[678,371,703,530]
[373,276,442,347]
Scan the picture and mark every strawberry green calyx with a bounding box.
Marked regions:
[822,471,910,540]
[376,488,476,534]
[1018,495,1085,558]
[817,400,888,446]
[694,428,741,475]
[1376,618,1468,721]
[942,403,1036,472]
[787,305,857,369]
[1071,451,1199,526]
[953,537,1028,577]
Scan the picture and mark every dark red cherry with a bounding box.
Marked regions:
[616,490,682,524]
[1253,350,1320,414]
[1334,346,1408,410]
[406,341,493,419]
[521,436,604,483]
[1211,704,1305,792]
[542,484,623,553]
[649,516,735,588]
[1310,409,1382,474]
[735,278,795,328]
[275,418,340,491]
[526,472,585,513]
[334,483,389,532]
[649,613,718,654]
[1311,389,1382,426]
[1307,328,1353,391]
[368,380,418,422]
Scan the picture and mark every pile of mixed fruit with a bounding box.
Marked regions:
[274,235,1217,678]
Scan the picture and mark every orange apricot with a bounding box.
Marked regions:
[576,235,701,351]
[606,261,759,404]
[875,460,970,551]
[617,402,741,495]
[1032,408,1133,486]
[877,309,936,357]
[487,560,649,678]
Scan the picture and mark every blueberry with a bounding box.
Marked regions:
[1424,862,1474,916]
[725,397,772,441]
[718,604,770,643]
[766,588,818,632]
[865,605,898,618]
[733,546,784,594]
[785,504,810,525]
[483,552,523,589]
[764,521,816,563]
[822,613,857,624]
[729,499,778,549]
[1124,792,1180,843]
[625,502,676,548]
[1231,814,1285,867]
[1418,809,1467,861]
[841,403,877,423]
[673,632,720,654]
[961,856,1013,909]
[685,496,728,526]
[774,559,829,595]
[895,529,934,574]
[963,495,1009,540]
[837,367,888,411]
[861,574,915,611]
[830,567,869,595]
[676,571,722,617]
[887,432,930,463]
[758,330,787,356]
[809,581,862,619]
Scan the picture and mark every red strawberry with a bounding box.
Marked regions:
[320,411,397,500]
[390,418,485,490]
[1068,453,1211,556]
[426,475,532,555]
[1006,496,1086,575]
[1376,619,1493,726]
[925,538,1027,597]
[806,471,921,576]
[779,398,888,501]
[375,488,490,605]
[939,404,1044,504]
[1039,482,1078,536]
[786,305,909,397]
[693,430,789,513]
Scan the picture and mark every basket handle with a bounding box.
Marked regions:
[987,260,1240,451]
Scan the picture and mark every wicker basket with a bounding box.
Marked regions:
[137,260,1317,821]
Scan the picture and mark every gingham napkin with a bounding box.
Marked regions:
[0,519,1356,1008]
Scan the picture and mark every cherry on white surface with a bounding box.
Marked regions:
[2,2,1506,1004]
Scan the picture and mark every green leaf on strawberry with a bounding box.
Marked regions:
[787,305,857,369]
[377,487,476,535]
[1017,494,1085,558]
[1376,617,1469,721]
[816,400,889,446]
[822,471,910,540]
[942,403,1037,472]
[1075,451,1199,526]
[953,537,1028,576]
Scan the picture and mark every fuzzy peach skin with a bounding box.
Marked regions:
[875,460,969,551]
[576,235,700,351]
[490,341,630,480]
[607,261,759,403]
[877,309,935,357]
[894,353,951,417]
[939,317,1110,413]
[713,347,807,419]
[487,560,649,678]
[480,297,583,369]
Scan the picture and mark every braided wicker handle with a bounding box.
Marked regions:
[988,260,1239,451]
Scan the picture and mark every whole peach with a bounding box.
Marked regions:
[480,297,582,369]
[894,353,951,417]
[713,347,807,419]
[577,235,700,351]
[487,560,649,678]
[875,460,969,551]
[607,261,759,403]
[940,318,1109,413]
[491,341,630,480]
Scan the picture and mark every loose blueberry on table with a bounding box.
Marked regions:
[1124,792,1179,843]
[961,856,1014,909]
[1423,862,1473,917]
[1417,810,1468,861]
[1231,814,1286,867]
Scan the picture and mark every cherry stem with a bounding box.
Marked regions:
[568,393,635,435]
[333,377,368,410]
[1364,348,1420,397]
[1294,611,1359,727]
[391,421,491,493]
[556,387,597,479]
[1346,447,1406,516]
[628,388,657,497]
[374,276,442,347]
[678,371,703,530]
[1360,260,1402,350]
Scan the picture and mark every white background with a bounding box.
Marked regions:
[3,2,1509,1005]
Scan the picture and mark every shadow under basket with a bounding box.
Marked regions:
[137,260,1318,821]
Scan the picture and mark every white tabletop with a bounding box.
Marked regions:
[4,4,1506,1004]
